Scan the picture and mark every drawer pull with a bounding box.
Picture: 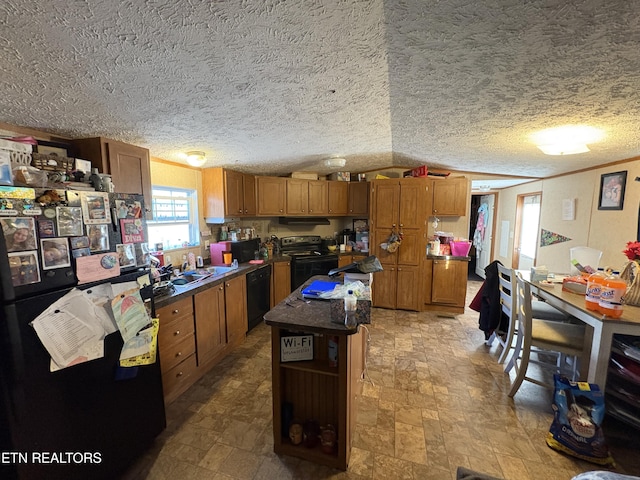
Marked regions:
[174,330,180,336]
[172,309,179,314]
[176,371,183,377]
[175,352,182,357]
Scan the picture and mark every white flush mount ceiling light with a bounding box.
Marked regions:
[185,151,206,167]
[323,157,346,168]
[531,125,604,155]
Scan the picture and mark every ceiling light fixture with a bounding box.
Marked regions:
[530,125,604,156]
[323,157,346,168]
[185,151,206,167]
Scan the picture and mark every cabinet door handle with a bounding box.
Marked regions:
[176,352,182,357]
[238,209,242,213]
[219,285,224,290]
[176,371,183,377]
[172,309,179,314]
[174,330,180,336]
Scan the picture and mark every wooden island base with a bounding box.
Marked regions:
[264,276,368,471]
[270,326,365,470]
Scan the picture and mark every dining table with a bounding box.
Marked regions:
[520,271,640,392]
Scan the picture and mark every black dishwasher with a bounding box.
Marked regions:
[246,264,272,332]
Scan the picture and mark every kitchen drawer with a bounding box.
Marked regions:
[156,296,194,323]
[161,353,198,399]
[160,332,196,372]
[158,313,195,348]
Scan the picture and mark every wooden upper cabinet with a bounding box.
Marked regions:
[348,181,369,215]
[257,176,286,216]
[307,180,328,215]
[398,179,429,229]
[431,177,468,216]
[72,137,152,218]
[371,181,400,227]
[286,179,309,215]
[328,181,348,215]
[202,168,256,222]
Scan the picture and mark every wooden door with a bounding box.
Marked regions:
[431,259,467,306]
[308,180,328,215]
[194,283,226,365]
[272,261,291,307]
[257,177,286,215]
[224,169,244,216]
[286,179,309,215]
[106,141,152,217]
[396,265,420,310]
[225,275,247,345]
[328,181,348,215]
[348,182,369,215]
[372,267,397,309]
[242,174,257,215]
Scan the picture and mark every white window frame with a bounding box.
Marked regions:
[147,186,199,250]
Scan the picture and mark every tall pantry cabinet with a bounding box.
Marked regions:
[370,178,429,310]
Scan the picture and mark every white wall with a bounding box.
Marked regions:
[495,160,640,273]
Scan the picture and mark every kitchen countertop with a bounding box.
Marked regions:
[264,275,361,336]
[427,254,471,261]
[153,256,291,308]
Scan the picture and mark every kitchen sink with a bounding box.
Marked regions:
[172,265,237,289]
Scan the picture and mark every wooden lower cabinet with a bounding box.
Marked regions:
[157,272,249,404]
[270,326,365,470]
[372,265,420,310]
[423,258,469,313]
[194,283,226,366]
[225,274,247,346]
[157,296,197,403]
[272,260,291,307]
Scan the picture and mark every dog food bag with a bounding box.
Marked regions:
[546,374,614,466]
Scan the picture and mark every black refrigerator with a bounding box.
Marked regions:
[0,188,166,480]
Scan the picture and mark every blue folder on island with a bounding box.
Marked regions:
[301,280,341,299]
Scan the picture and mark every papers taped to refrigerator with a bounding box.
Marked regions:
[30,279,154,371]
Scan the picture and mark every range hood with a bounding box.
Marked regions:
[278,217,330,225]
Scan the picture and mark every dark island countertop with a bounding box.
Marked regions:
[264,275,362,336]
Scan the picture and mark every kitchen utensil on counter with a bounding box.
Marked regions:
[328,255,383,277]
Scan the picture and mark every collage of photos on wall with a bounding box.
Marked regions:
[2,190,150,288]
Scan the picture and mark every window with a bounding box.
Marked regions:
[147,187,199,250]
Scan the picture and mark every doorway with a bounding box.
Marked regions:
[470,193,496,279]
[513,193,541,270]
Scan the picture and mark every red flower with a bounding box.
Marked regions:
[623,241,640,261]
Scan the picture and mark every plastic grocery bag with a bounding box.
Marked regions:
[546,374,614,466]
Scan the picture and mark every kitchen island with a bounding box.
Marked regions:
[264,276,367,470]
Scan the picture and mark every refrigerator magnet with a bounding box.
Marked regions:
[76,253,120,284]
[7,250,41,286]
[79,192,111,225]
[40,238,71,270]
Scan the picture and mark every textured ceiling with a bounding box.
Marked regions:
[2,0,640,179]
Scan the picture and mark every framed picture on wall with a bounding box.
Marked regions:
[598,171,627,210]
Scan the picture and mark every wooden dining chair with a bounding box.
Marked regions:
[506,272,588,397]
[495,264,574,366]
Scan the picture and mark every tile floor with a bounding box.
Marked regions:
[123,278,640,479]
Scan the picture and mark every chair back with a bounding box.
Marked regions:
[515,272,533,352]
[496,263,515,330]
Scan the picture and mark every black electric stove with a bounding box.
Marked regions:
[280,236,339,290]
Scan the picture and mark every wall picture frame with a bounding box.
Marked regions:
[598,170,627,210]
